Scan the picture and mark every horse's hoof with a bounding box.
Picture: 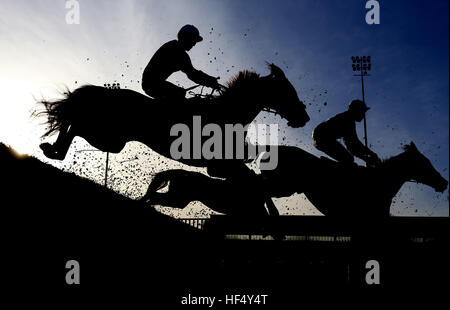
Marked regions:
[39,143,65,160]
[39,143,53,152]
[139,197,150,204]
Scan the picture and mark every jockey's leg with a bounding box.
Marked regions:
[144,80,186,102]
[161,81,186,101]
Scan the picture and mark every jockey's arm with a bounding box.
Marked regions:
[185,68,219,88]
[343,125,376,159]
[181,56,219,88]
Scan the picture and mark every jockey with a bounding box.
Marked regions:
[142,24,221,101]
[312,99,381,167]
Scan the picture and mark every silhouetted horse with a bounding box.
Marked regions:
[140,169,279,217]
[262,142,448,218]
[36,64,309,173]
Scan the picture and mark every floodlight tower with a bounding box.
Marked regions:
[351,56,371,147]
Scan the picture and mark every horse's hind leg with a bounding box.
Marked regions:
[142,192,189,209]
[265,198,279,216]
[40,123,75,160]
[140,173,169,202]
[141,173,191,209]
[54,123,76,155]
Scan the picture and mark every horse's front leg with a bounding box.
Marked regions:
[265,198,279,217]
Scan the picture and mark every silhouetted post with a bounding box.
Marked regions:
[101,82,121,189]
[76,148,109,188]
[351,56,371,147]
[104,152,109,188]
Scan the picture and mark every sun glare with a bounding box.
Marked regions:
[0,80,44,156]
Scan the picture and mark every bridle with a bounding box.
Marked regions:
[185,80,284,117]
[186,84,227,99]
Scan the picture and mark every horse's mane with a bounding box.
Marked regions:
[220,70,260,99]
[379,143,417,171]
[226,70,260,88]
[401,143,415,153]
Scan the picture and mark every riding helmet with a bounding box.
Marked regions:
[178,24,203,42]
[348,99,370,112]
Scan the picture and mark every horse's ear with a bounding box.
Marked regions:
[409,141,418,151]
[404,141,418,153]
[267,62,285,78]
[264,61,275,78]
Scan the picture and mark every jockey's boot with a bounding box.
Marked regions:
[39,143,66,160]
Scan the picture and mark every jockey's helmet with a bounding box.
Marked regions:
[178,25,203,43]
[348,99,370,113]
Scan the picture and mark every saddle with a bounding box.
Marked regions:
[151,96,214,106]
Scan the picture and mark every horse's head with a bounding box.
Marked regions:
[262,63,310,128]
[403,142,448,193]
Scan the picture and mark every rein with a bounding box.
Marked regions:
[185,74,280,116]
[187,84,227,100]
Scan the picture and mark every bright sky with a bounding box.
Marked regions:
[0,0,448,217]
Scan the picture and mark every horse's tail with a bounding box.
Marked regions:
[34,87,76,138]
[34,85,105,138]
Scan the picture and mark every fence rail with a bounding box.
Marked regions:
[178,215,448,243]
[179,218,208,230]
